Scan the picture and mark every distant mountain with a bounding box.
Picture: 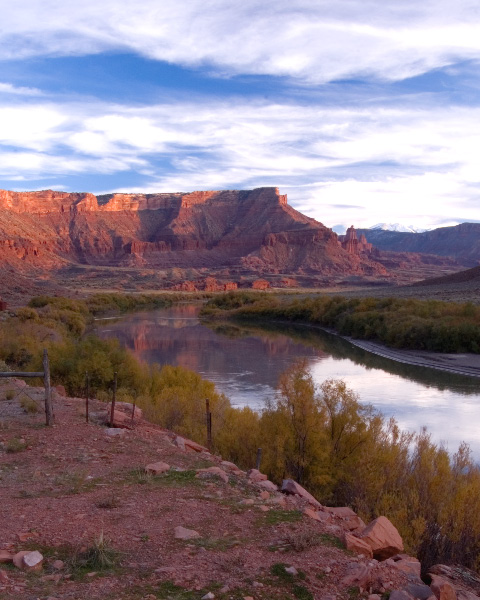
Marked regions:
[357,223,480,266]
[369,223,427,234]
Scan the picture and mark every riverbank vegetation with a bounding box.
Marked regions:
[201,292,480,353]
[2,294,480,572]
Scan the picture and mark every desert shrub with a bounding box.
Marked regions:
[16,307,39,322]
[203,293,480,353]
[19,394,40,414]
[214,405,261,468]
[138,364,230,446]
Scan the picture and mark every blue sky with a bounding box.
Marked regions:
[1,1,480,230]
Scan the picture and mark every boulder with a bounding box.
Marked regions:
[115,401,143,420]
[390,554,421,578]
[105,427,126,437]
[344,532,373,559]
[220,461,240,471]
[105,409,134,429]
[429,574,457,600]
[13,550,43,571]
[341,563,372,589]
[428,565,480,600]
[23,551,43,571]
[281,479,322,508]
[247,469,267,483]
[389,592,413,600]
[184,438,209,453]
[359,516,404,560]
[196,467,228,484]
[257,480,278,492]
[174,526,200,540]
[174,436,186,451]
[0,550,13,563]
[324,506,366,531]
[145,461,170,475]
[13,551,30,569]
[405,583,436,599]
[303,507,323,522]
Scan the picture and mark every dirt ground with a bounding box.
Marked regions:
[0,382,416,600]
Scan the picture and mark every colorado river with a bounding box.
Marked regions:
[95,304,480,457]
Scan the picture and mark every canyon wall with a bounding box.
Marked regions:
[0,187,388,279]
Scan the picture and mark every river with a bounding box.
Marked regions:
[95,304,480,457]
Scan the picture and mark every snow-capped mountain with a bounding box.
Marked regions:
[369,223,427,233]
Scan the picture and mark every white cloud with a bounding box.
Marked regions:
[1,1,480,83]
[0,82,43,96]
[1,95,480,228]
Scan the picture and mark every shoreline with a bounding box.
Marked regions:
[229,316,480,379]
[295,322,480,379]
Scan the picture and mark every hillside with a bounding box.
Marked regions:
[411,265,480,287]
[357,223,480,266]
[1,381,478,600]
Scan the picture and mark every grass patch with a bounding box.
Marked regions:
[270,563,296,582]
[264,509,303,526]
[192,537,241,551]
[156,581,199,600]
[5,437,28,453]
[53,470,97,495]
[283,530,342,552]
[96,493,121,509]
[292,584,313,600]
[19,395,40,414]
[269,563,312,600]
[127,468,199,487]
[24,534,121,580]
[72,531,120,572]
[318,533,344,549]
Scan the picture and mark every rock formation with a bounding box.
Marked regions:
[338,225,373,255]
[0,187,388,281]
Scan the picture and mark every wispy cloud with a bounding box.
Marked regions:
[2,1,480,83]
[1,94,477,228]
[0,82,43,96]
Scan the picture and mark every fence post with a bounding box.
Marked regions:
[110,372,117,426]
[131,399,136,423]
[85,372,90,423]
[43,349,54,426]
[206,398,212,450]
[255,447,262,471]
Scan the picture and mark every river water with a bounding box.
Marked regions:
[95,304,480,457]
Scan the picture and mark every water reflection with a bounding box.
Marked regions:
[95,305,480,457]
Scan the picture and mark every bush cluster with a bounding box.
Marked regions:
[202,293,480,353]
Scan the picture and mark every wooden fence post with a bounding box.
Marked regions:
[85,372,90,423]
[206,398,212,450]
[110,372,117,426]
[43,349,54,426]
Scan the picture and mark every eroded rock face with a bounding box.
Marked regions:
[0,186,389,280]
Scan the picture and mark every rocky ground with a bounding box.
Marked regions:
[1,380,480,600]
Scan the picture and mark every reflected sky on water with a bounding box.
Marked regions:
[95,304,480,457]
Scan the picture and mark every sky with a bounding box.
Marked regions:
[1,1,480,230]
